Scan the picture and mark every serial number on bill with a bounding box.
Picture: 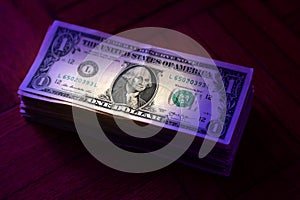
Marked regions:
[56,74,97,87]
[169,74,207,88]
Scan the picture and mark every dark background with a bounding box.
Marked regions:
[0,0,300,199]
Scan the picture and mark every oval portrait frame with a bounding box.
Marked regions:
[110,64,158,109]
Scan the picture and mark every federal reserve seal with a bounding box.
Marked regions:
[77,60,99,77]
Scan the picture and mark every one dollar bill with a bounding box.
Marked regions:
[19,21,253,144]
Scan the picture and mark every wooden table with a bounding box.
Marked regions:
[1,0,300,199]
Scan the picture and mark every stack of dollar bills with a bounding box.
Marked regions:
[18,21,253,176]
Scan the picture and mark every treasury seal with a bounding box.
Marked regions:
[172,90,195,107]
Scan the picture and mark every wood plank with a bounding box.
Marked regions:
[14,0,53,33]
[0,1,45,112]
[55,0,125,24]
[285,11,300,36]
[225,89,300,196]
[211,2,300,103]
[167,23,220,58]
[173,165,227,200]
[235,0,300,66]
[266,0,300,18]
[43,0,82,13]
[235,160,300,199]
[0,124,83,198]
[83,0,178,33]
[128,0,221,30]
[58,167,164,199]
[250,99,300,167]
[7,154,111,199]
[117,169,186,200]
[82,0,221,34]
[0,106,26,138]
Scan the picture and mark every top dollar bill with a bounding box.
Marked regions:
[19,21,253,144]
